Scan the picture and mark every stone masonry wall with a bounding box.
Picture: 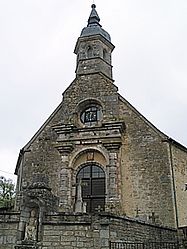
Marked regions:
[0,213,178,249]
[118,96,176,227]
[16,104,63,209]
[63,74,119,125]
[17,74,120,213]
[42,213,177,249]
[0,212,19,249]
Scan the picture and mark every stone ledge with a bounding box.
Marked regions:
[43,212,178,231]
[15,240,39,249]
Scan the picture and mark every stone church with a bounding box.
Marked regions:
[1,4,187,249]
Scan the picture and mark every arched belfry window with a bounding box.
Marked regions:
[103,49,107,61]
[76,164,105,213]
[87,46,93,58]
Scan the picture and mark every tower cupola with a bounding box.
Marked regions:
[74,4,115,79]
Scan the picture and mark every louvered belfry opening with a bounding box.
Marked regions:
[76,164,106,213]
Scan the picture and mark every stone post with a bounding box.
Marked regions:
[74,180,84,213]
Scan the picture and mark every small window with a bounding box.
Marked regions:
[87,46,93,58]
[76,164,105,213]
[103,49,107,61]
[80,106,102,126]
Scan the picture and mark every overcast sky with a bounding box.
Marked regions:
[0,0,187,182]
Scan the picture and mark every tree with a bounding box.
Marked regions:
[0,176,15,209]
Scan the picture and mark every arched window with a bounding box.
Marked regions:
[76,164,105,213]
[80,105,102,126]
[103,49,107,61]
[87,46,93,58]
[76,99,103,127]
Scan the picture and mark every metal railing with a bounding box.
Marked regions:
[110,241,179,249]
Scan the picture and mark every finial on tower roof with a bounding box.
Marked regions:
[88,4,101,27]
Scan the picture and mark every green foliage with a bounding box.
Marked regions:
[0,176,15,209]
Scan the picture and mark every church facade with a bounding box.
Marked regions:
[1,4,187,249]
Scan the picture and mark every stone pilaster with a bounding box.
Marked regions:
[59,160,72,211]
[105,150,122,214]
[55,146,74,212]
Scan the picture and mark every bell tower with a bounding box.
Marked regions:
[74,4,115,79]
